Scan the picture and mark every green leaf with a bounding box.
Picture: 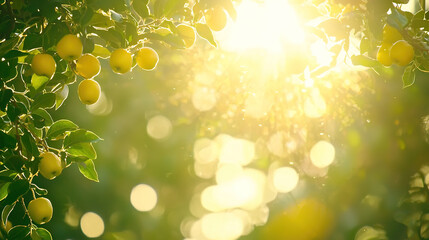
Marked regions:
[0,37,20,58]
[0,170,17,180]
[30,183,48,196]
[20,128,40,158]
[66,143,96,159]
[34,228,52,240]
[88,12,115,29]
[77,159,99,182]
[90,28,124,48]
[413,10,425,21]
[2,203,15,228]
[55,84,69,110]
[2,50,29,60]
[30,74,50,91]
[132,0,149,18]
[92,44,111,59]
[402,65,415,88]
[351,55,379,67]
[6,102,26,122]
[23,34,43,51]
[195,23,217,47]
[0,89,13,111]
[411,19,429,31]
[80,6,94,27]
[82,37,95,54]
[0,59,18,81]
[3,179,29,205]
[32,109,53,128]
[387,8,409,29]
[63,129,102,148]
[31,93,56,111]
[143,33,186,49]
[0,183,11,202]
[0,131,16,149]
[109,9,123,22]
[47,119,78,139]
[7,225,31,240]
[4,155,24,172]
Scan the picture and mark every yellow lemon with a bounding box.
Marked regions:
[76,54,101,79]
[78,79,101,105]
[376,43,392,66]
[205,8,227,32]
[390,40,414,66]
[261,198,334,240]
[177,24,196,48]
[28,197,53,224]
[382,24,402,44]
[136,47,159,71]
[39,152,63,180]
[31,53,56,79]
[56,34,83,61]
[110,48,133,74]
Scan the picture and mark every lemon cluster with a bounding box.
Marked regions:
[376,24,415,67]
[30,33,163,106]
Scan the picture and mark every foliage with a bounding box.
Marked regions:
[1,0,429,239]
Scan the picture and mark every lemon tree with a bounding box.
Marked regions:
[1,0,429,239]
[0,0,230,238]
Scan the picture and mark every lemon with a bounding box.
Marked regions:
[177,24,196,48]
[382,24,402,44]
[110,48,133,74]
[56,34,83,61]
[205,8,227,32]
[78,79,101,105]
[390,40,414,66]
[76,54,101,79]
[376,43,392,66]
[261,198,334,240]
[136,47,159,71]
[39,152,63,180]
[31,53,56,79]
[28,197,53,224]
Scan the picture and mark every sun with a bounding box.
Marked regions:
[218,0,306,54]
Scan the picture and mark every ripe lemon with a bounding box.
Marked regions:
[39,152,63,180]
[382,24,402,44]
[76,54,101,79]
[56,34,83,61]
[110,48,133,74]
[205,8,227,32]
[28,197,53,224]
[177,24,196,48]
[136,47,159,71]
[376,43,392,66]
[390,40,414,66]
[261,198,334,240]
[31,53,56,79]
[78,79,101,105]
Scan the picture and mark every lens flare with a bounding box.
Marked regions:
[273,167,299,193]
[130,184,158,212]
[80,212,104,238]
[219,0,305,53]
[146,115,172,140]
[310,140,335,168]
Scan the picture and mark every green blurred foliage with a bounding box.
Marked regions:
[2,0,429,239]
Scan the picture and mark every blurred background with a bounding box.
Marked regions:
[11,0,429,239]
